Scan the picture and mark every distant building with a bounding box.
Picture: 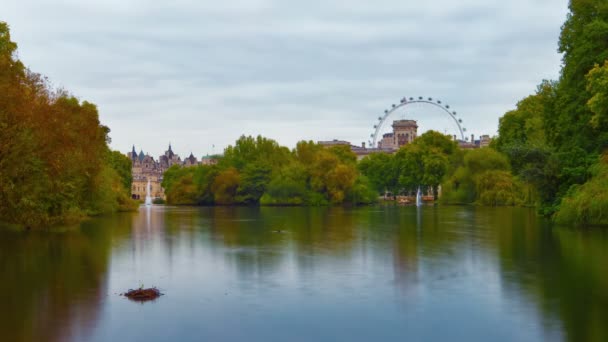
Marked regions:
[127,144,224,200]
[128,145,168,200]
[377,120,418,149]
[392,120,418,147]
[201,155,219,165]
[479,135,492,147]
[159,144,181,170]
[378,133,394,149]
[318,139,351,148]
[461,134,493,149]
[319,119,492,160]
[183,152,198,167]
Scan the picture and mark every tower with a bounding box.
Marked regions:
[392,120,418,147]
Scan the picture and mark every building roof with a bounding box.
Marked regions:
[392,119,418,128]
[318,139,351,146]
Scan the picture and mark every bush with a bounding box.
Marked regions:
[555,155,608,226]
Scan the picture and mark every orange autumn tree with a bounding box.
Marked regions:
[0,22,134,227]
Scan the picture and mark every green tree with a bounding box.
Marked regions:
[393,131,455,197]
[221,135,290,171]
[586,60,608,130]
[192,165,218,205]
[358,152,399,195]
[442,148,521,206]
[211,168,240,205]
[107,150,133,191]
[555,153,608,225]
[551,0,608,152]
[237,163,272,204]
[260,164,308,205]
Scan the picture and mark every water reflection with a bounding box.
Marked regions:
[0,215,131,342]
[1,206,608,341]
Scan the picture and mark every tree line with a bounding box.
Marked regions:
[163,130,523,209]
[363,0,608,225]
[161,136,378,206]
[491,0,608,225]
[359,131,522,206]
[4,0,608,226]
[0,22,135,228]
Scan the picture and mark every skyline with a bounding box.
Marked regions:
[3,0,567,157]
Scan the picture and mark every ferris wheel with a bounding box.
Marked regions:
[369,96,466,148]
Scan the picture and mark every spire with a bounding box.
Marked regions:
[131,145,137,159]
[166,142,175,158]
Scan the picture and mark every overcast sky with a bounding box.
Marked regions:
[3,0,568,157]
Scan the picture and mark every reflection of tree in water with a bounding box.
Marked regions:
[206,206,288,282]
[392,209,421,296]
[389,206,475,298]
[0,216,121,342]
[193,207,360,284]
[488,208,608,342]
[261,206,359,278]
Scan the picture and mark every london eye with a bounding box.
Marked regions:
[369,96,467,148]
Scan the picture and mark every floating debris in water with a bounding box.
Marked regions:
[121,287,163,301]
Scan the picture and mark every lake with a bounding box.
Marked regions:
[1,205,607,341]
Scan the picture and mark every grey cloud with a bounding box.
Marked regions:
[3,0,568,157]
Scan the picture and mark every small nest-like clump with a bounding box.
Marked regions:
[122,287,163,301]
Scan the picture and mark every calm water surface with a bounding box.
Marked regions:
[1,205,607,341]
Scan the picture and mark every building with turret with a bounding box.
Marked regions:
[128,146,167,200]
[127,144,215,201]
[376,120,418,149]
[159,144,181,170]
[183,153,198,167]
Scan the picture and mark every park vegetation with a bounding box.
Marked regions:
[3,0,608,227]
[492,0,608,225]
[162,1,608,226]
[0,22,136,228]
[358,131,523,206]
[362,0,608,226]
[162,136,377,206]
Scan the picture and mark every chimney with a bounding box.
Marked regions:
[362,142,366,149]
[471,134,474,143]
[453,135,457,141]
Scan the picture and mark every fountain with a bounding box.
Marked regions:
[416,186,422,207]
[145,179,152,206]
